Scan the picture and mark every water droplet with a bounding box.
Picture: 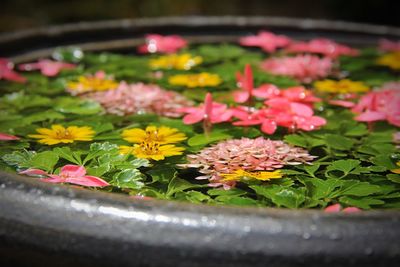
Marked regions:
[364,247,373,255]
[329,233,341,240]
[302,232,311,239]
[0,184,5,189]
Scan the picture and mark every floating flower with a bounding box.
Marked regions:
[239,31,291,53]
[286,38,359,58]
[29,124,95,145]
[0,132,20,141]
[179,93,233,126]
[20,165,109,187]
[378,39,400,52]
[0,58,26,83]
[179,137,316,189]
[351,88,400,127]
[119,142,185,161]
[83,82,192,117]
[391,162,400,174]
[260,55,333,83]
[376,52,400,70]
[122,125,187,144]
[324,204,361,213]
[168,72,222,88]
[220,169,283,182]
[18,59,76,77]
[149,53,202,70]
[314,79,370,94]
[232,86,325,134]
[66,71,119,95]
[138,34,187,54]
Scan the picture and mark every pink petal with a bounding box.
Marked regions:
[41,177,64,183]
[244,64,254,95]
[290,102,314,117]
[355,111,387,122]
[233,90,250,103]
[342,207,361,213]
[329,100,355,108]
[183,112,205,124]
[60,165,87,177]
[204,93,213,119]
[261,119,277,134]
[0,132,20,141]
[324,204,342,213]
[19,168,49,176]
[66,176,110,187]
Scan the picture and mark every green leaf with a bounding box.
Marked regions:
[308,178,343,199]
[2,150,36,169]
[324,134,354,150]
[250,185,306,208]
[112,169,145,189]
[55,98,103,115]
[208,188,247,197]
[371,155,398,170]
[187,131,231,147]
[215,195,258,206]
[387,174,400,184]
[325,159,361,178]
[29,151,59,172]
[303,163,320,177]
[339,196,385,209]
[53,147,83,165]
[338,180,381,197]
[147,166,176,183]
[166,176,203,197]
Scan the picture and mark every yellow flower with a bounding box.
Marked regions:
[67,73,119,94]
[314,79,370,94]
[122,126,186,144]
[376,52,400,70]
[391,161,400,174]
[149,53,203,70]
[29,125,95,145]
[168,72,222,88]
[221,169,283,182]
[119,142,185,161]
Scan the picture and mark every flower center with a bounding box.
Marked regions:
[55,129,74,139]
[139,142,161,155]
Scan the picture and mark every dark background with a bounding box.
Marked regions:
[0,0,398,33]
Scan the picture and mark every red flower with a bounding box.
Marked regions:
[0,58,26,83]
[138,34,187,54]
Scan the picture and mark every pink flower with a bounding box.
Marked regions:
[286,38,359,58]
[137,34,187,54]
[324,204,361,213]
[179,93,233,125]
[381,81,400,91]
[20,165,109,187]
[232,86,325,134]
[239,31,291,53]
[19,59,76,77]
[83,82,193,117]
[328,100,356,108]
[378,39,400,52]
[260,54,333,83]
[0,58,26,83]
[351,88,400,127]
[179,137,316,189]
[0,132,20,141]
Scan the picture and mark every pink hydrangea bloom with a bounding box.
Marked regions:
[178,93,233,125]
[19,59,76,77]
[19,165,109,187]
[179,137,316,189]
[0,132,20,141]
[0,58,26,83]
[260,55,333,83]
[83,82,192,117]
[137,34,187,54]
[351,88,400,127]
[378,39,400,52]
[286,38,359,58]
[239,31,291,53]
